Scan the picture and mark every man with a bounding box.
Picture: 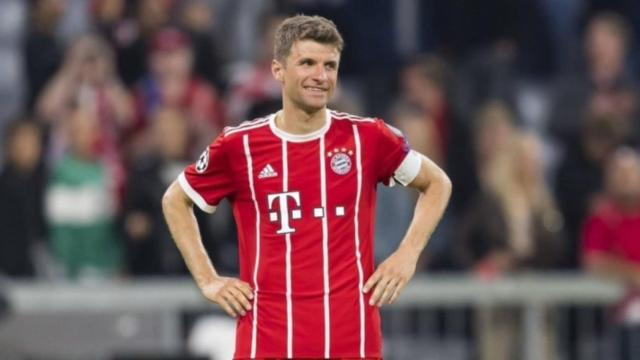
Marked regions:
[163,15,451,359]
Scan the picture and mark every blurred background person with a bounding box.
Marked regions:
[455,130,564,360]
[24,0,66,110]
[36,33,132,200]
[98,0,173,86]
[397,55,452,167]
[555,110,630,268]
[456,127,565,276]
[225,13,286,124]
[582,148,640,360]
[45,107,122,281]
[0,121,45,278]
[549,12,639,148]
[123,107,192,276]
[132,27,225,157]
[178,0,223,89]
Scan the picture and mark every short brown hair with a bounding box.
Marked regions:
[274,15,344,63]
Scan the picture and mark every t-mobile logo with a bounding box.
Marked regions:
[267,191,302,234]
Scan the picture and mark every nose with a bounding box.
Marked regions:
[312,64,328,82]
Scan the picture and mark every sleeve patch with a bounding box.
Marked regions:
[392,150,422,186]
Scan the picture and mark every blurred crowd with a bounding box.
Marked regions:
[1,0,640,290]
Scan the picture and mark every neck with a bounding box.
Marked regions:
[278,100,327,135]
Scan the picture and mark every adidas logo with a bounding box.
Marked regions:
[258,164,278,179]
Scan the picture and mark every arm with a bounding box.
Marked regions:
[364,153,452,306]
[162,181,253,317]
[584,252,640,288]
[36,70,78,122]
[104,80,134,127]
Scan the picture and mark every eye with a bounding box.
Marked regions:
[300,59,313,66]
[325,62,337,70]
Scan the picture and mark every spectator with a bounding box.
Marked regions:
[457,131,564,275]
[92,0,173,86]
[472,101,518,192]
[555,110,628,268]
[582,148,640,360]
[0,121,45,278]
[24,0,66,109]
[549,12,638,147]
[178,0,223,88]
[397,55,452,166]
[45,107,123,280]
[37,33,133,199]
[123,107,191,276]
[133,27,225,157]
[456,131,564,360]
[450,100,516,215]
[225,13,286,124]
[583,147,640,284]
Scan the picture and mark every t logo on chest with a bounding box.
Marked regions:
[266,191,346,235]
[267,191,302,234]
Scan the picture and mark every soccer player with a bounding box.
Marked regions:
[162,15,452,360]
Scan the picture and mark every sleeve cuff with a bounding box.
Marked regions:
[392,150,422,186]
[178,172,217,213]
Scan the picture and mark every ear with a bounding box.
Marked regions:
[272,59,284,83]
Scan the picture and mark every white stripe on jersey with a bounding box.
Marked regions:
[224,117,271,136]
[282,139,294,358]
[352,124,366,358]
[319,135,331,357]
[331,110,375,123]
[224,115,270,132]
[243,135,261,358]
[178,172,216,213]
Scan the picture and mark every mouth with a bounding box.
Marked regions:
[303,86,328,94]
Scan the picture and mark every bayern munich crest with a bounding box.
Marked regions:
[328,148,353,175]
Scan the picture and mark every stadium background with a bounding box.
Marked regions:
[1,0,640,359]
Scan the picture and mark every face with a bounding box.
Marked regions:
[9,124,41,172]
[67,109,99,159]
[152,48,193,79]
[272,40,340,113]
[153,109,189,159]
[586,22,626,70]
[606,151,640,201]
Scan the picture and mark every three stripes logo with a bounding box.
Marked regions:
[258,164,278,179]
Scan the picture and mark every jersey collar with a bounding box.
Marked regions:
[269,109,332,143]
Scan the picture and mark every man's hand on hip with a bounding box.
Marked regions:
[362,248,418,307]
[201,277,254,318]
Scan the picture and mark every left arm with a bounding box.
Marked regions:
[363,153,452,306]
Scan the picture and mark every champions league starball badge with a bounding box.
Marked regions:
[196,148,210,173]
[328,148,353,175]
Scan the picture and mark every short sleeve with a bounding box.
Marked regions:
[374,119,421,187]
[178,134,235,213]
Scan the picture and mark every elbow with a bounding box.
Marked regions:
[162,185,173,215]
[162,180,193,214]
[430,168,452,199]
[162,181,180,215]
[440,171,453,197]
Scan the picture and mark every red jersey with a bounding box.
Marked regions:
[582,200,640,263]
[178,109,421,359]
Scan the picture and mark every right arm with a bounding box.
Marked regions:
[162,181,253,317]
[584,253,640,288]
